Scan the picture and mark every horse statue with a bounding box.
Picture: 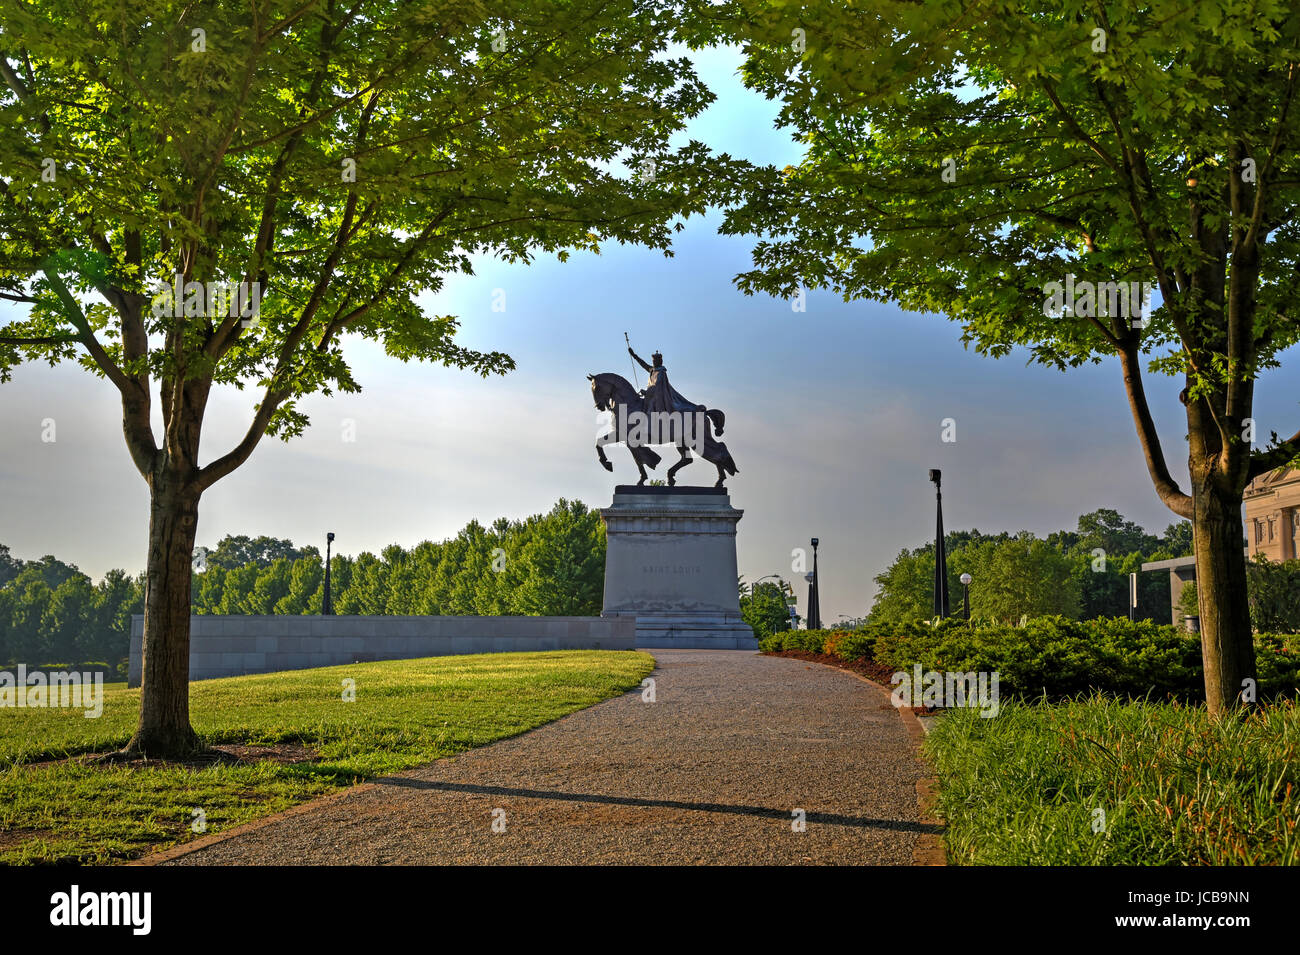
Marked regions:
[588,371,738,487]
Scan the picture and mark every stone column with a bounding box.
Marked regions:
[600,486,757,649]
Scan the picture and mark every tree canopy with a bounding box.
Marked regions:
[697,0,1300,711]
[0,0,725,755]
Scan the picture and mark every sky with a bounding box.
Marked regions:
[2,46,1298,622]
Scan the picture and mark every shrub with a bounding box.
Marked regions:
[764,616,1299,701]
[757,628,832,655]
[829,629,875,662]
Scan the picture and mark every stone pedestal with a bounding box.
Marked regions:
[600,485,757,649]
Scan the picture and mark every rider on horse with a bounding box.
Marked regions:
[628,347,707,419]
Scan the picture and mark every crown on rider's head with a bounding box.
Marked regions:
[651,351,662,364]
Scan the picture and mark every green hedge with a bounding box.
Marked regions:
[761,617,1300,700]
[758,628,835,655]
[756,625,883,659]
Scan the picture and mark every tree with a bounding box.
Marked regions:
[1,1,717,755]
[91,569,144,663]
[870,530,1007,624]
[1245,554,1300,632]
[1062,509,1164,620]
[205,535,306,571]
[0,544,23,587]
[870,547,942,625]
[1074,508,1159,558]
[47,574,95,663]
[1160,521,1196,557]
[740,579,795,639]
[509,500,605,615]
[963,535,1081,624]
[707,2,1300,713]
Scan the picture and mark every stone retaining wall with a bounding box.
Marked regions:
[127,615,636,687]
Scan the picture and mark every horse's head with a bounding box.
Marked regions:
[588,373,608,410]
[589,372,632,411]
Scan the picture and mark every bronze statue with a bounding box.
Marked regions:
[588,350,738,487]
[629,347,701,417]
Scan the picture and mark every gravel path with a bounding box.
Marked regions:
[166,650,932,865]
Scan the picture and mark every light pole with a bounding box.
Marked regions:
[803,572,815,629]
[809,538,821,630]
[322,532,335,615]
[959,572,972,622]
[929,470,950,618]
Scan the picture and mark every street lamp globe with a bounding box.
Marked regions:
[959,573,972,585]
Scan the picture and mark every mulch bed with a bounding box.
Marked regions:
[765,650,938,715]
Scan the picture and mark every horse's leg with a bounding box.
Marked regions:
[666,447,691,486]
[634,448,649,485]
[596,432,614,472]
[714,462,726,487]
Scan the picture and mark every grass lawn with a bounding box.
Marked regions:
[925,696,1300,865]
[0,650,654,864]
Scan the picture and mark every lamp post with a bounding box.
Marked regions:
[929,470,950,618]
[959,572,972,622]
[322,532,335,615]
[803,572,815,629]
[809,538,821,630]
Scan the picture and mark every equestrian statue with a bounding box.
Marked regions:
[588,343,738,488]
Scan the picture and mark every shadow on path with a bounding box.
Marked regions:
[371,776,945,835]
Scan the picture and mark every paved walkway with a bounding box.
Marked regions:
[165,650,932,865]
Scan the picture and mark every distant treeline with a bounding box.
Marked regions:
[0,546,143,667]
[869,509,1193,625]
[1,499,604,667]
[870,508,1300,632]
[192,499,604,616]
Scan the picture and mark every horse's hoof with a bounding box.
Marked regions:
[601,459,613,472]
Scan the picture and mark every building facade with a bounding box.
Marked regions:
[1243,466,1300,561]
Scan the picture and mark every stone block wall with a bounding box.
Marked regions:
[127,615,636,686]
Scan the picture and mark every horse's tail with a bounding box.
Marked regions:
[715,441,738,475]
[705,407,725,436]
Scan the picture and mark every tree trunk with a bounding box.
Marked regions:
[124,476,202,757]
[1190,473,1255,717]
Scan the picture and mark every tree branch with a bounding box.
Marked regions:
[1118,342,1194,518]
[1248,427,1300,481]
